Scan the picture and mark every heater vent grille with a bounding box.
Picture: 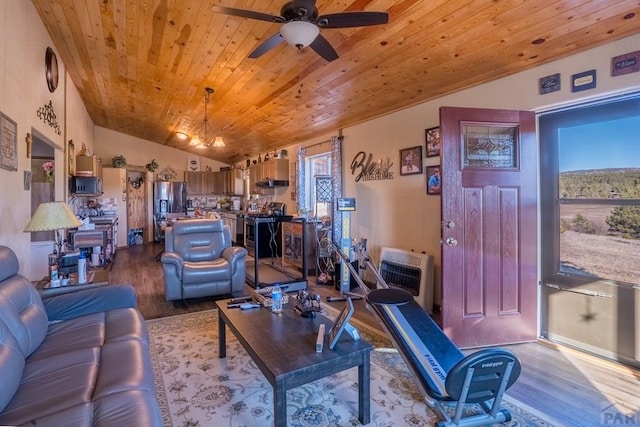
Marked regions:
[379,247,434,312]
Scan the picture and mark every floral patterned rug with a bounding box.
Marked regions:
[147,308,557,427]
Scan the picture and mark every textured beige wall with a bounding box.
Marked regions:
[0,1,93,276]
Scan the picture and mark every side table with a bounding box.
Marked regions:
[34,269,109,296]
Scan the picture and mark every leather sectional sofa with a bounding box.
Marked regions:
[0,245,162,426]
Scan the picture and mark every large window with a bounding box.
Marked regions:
[305,153,332,218]
[540,94,640,287]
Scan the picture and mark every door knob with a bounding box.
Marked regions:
[445,237,458,246]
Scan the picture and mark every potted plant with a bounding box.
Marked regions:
[112,155,127,168]
[146,159,159,172]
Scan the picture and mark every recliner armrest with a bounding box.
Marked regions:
[221,246,248,265]
[43,284,138,322]
[160,251,184,270]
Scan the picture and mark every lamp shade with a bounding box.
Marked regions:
[280,21,320,48]
[213,136,225,148]
[189,135,201,146]
[24,202,82,232]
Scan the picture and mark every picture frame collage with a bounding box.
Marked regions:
[399,125,442,195]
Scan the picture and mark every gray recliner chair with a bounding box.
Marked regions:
[161,218,248,301]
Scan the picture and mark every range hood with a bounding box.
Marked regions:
[256,179,289,188]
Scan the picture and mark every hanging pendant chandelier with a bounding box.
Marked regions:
[188,87,225,149]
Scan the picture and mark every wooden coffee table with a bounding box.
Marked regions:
[216,298,373,427]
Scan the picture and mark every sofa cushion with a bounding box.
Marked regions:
[182,259,231,283]
[0,319,25,413]
[0,274,48,358]
[0,308,157,426]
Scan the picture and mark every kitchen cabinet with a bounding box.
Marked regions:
[185,171,204,194]
[249,163,273,195]
[75,155,102,178]
[261,159,289,181]
[222,169,244,195]
[220,212,238,244]
[282,220,317,276]
[247,159,289,194]
[186,171,242,195]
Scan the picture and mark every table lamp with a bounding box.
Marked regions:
[24,201,82,259]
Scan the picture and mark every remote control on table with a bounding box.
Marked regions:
[240,303,261,310]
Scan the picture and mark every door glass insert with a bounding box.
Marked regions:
[462,124,518,168]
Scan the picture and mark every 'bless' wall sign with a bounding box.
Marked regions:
[350,151,394,182]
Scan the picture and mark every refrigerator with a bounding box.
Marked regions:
[154,181,187,240]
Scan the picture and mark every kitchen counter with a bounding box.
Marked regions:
[88,215,118,225]
[69,215,119,265]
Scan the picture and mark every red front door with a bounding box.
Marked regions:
[440,107,538,348]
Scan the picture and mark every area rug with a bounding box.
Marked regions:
[147,308,557,427]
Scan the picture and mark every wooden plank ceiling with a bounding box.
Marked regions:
[32,0,640,165]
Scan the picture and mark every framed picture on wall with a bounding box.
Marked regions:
[0,112,18,171]
[426,165,441,195]
[399,145,423,176]
[425,126,440,158]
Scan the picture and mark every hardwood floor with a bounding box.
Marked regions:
[110,242,640,426]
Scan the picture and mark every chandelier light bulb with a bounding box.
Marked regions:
[213,136,225,148]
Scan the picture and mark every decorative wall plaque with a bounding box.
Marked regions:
[36,100,62,135]
[350,151,394,182]
[571,69,597,92]
[611,50,640,77]
[539,73,561,94]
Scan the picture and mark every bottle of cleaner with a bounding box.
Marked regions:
[77,251,87,284]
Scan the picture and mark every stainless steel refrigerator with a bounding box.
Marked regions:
[153,181,187,240]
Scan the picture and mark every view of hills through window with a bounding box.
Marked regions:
[558,116,640,285]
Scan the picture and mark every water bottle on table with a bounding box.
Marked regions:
[271,284,283,313]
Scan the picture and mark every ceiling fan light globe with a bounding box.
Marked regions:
[280,21,319,48]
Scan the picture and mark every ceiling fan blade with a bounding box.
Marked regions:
[309,34,339,62]
[249,32,284,58]
[211,6,285,23]
[316,11,389,28]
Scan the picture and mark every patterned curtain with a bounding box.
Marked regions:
[331,135,344,247]
[296,136,344,245]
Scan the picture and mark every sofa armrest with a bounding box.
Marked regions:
[43,284,138,322]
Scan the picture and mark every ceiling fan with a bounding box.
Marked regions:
[212,0,389,62]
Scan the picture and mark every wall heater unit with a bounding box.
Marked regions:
[378,247,434,312]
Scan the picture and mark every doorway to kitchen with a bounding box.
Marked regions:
[30,132,56,242]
